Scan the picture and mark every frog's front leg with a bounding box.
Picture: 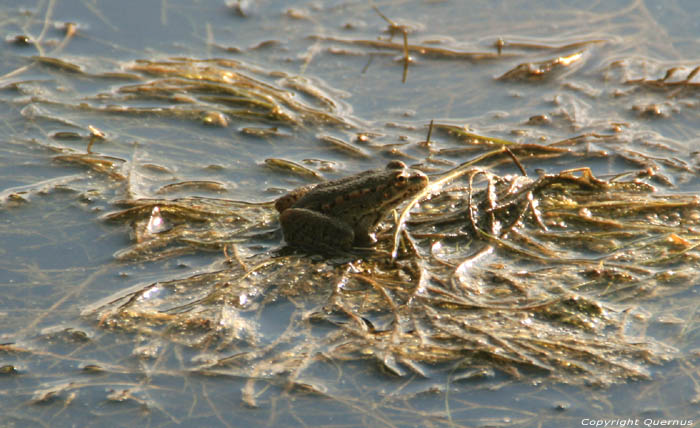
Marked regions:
[279,208,355,252]
[351,226,377,247]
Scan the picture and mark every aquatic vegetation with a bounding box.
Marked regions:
[87,143,698,403]
[1,1,699,422]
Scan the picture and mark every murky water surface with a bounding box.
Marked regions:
[1,1,699,427]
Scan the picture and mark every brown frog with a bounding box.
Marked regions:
[275,161,429,253]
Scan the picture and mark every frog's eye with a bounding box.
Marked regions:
[394,172,408,185]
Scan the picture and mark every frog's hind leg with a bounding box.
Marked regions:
[279,208,354,253]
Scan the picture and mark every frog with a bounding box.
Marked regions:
[275,160,429,253]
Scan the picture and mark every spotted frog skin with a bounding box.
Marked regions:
[275,161,429,253]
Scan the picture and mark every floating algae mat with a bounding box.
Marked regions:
[87,139,697,402]
[3,48,698,408]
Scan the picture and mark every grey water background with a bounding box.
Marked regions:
[1,0,699,426]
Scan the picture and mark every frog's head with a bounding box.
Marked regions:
[381,160,429,205]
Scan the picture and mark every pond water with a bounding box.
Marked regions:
[1,0,699,427]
